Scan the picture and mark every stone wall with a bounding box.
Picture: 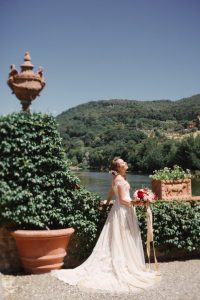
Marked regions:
[0,228,21,273]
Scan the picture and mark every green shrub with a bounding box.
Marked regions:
[99,200,200,254]
[149,165,192,180]
[136,200,200,252]
[0,112,101,256]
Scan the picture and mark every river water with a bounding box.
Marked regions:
[75,171,200,199]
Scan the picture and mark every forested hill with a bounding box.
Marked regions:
[56,94,200,172]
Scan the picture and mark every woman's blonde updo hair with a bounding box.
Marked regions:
[109,157,121,173]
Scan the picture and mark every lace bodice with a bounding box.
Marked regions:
[112,178,132,204]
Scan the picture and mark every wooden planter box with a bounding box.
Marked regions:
[151,179,192,200]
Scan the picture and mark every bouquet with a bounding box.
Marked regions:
[133,187,156,204]
[133,187,159,271]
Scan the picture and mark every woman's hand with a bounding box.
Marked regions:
[132,199,143,206]
[99,200,107,206]
[132,199,151,208]
[99,200,113,206]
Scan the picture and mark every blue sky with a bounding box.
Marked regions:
[0,0,200,116]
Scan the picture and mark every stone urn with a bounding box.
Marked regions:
[7,52,45,111]
[151,179,192,200]
[11,228,74,274]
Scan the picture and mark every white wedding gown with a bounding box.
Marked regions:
[51,179,160,293]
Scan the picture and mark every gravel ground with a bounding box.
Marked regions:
[0,260,200,300]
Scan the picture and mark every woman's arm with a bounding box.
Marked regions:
[99,186,114,206]
[106,186,114,205]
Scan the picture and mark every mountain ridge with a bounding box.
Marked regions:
[57,94,200,117]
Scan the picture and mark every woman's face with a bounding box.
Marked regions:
[116,159,128,172]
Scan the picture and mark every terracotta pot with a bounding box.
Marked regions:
[152,179,192,200]
[11,228,74,274]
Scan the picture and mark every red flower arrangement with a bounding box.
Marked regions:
[133,187,156,203]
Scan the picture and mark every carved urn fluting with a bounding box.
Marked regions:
[7,52,45,111]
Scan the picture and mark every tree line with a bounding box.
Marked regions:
[56,95,200,173]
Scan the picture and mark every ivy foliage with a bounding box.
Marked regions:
[98,201,200,254]
[0,112,101,252]
[136,201,200,252]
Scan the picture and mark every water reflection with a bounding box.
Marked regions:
[75,171,200,199]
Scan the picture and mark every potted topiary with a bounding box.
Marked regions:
[0,112,101,274]
[150,165,192,200]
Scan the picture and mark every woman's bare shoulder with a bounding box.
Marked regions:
[113,175,126,187]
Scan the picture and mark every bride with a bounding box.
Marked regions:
[51,157,160,293]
